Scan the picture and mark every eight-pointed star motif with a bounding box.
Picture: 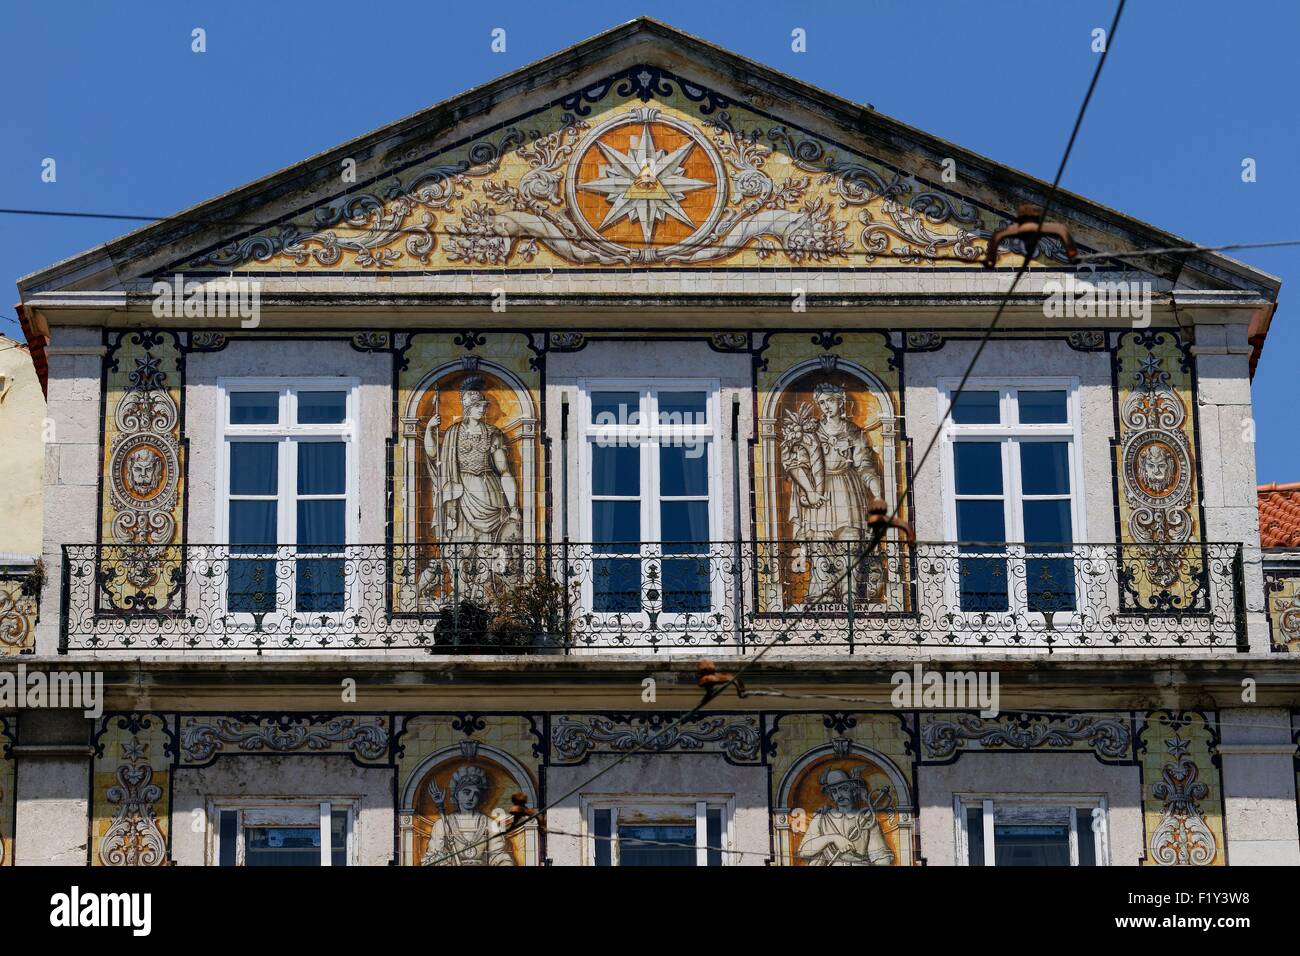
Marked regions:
[577,124,712,245]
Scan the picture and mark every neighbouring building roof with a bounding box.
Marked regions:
[1259,482,1300,549]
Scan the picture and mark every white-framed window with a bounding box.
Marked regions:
[210,799,356,866]
[577,380,720,616]
[938,379,1085,613]
[582,795,733,866]
[217,378,358,615]
[955,795,1108,866]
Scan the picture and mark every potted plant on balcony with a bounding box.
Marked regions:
[431,573,576,654]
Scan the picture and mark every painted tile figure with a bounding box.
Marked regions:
[797,767,895,866]
[420,765,516,866]
[423,375,522,600]
[781,382,884,604]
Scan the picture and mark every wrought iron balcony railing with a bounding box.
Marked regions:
[60,541,1246,653]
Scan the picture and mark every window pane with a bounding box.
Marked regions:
[954,442,1003,495]
[230,391,278,425]
[298,442,346,495]
[1076,809,1098,866]
[959,557,1009,612]
[966,807,985,866]
[1023,499,1072,544]
[661,500,709,544]
[592,444,639,496]
[658,391,707,425]
[219,810,238,867]
[1018,389,1068,424]
[593,809,612,866]
[298,390,346,424]
[618,824,696,866]
[230,500,276,545]
[993,823,1071,866]
[591,392,640,426]
[662,559,711,613]
[593,558,641,613]
[592,501,639,551]
[660,445,708,497]
[298,500,345,546]
[228,558,276,613]
[1026,557,1077,612]
[1020,442,1071,496]
[951,390,1000,424]
[244,826,320,867]
[956,500,1005,543]
[297,558,345,612]
[330,810,349,867]
[229,442,277,495]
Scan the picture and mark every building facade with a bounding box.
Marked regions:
[7,19,1299,867]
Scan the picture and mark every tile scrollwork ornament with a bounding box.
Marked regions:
[1138,711,1223,866]
[920,712,1133,763]
[177,715,391,766]
[92,714,173,867]
[1265,572,1300,652]
[99,332,185,613]
[551,714,761,764]
[171,65,1073,276]
[0,570,40,656]
[1113,331,1205,612]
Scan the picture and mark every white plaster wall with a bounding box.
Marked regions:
[544,753,770,866]
[36,327,104,656]
[14,758,90,865]
[170,756,395,866]
[1216,706,1300,864]
[0,336,46,557]
[918,752,1144,866]
[1192,322,1268,650]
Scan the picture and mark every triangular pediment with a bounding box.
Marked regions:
[165,61,1079,276]
[17,18,1278,297]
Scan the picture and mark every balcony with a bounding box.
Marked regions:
[60,541,1246,654]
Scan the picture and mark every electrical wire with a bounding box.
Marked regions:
[423,0,1129,865]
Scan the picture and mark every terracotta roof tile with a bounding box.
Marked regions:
[1258,483,1300,549]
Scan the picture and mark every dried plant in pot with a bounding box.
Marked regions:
[484,572,578,652]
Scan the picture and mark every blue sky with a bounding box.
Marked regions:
[3,1,1296,479]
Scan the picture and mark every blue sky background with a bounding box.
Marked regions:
[3,0,1296,479]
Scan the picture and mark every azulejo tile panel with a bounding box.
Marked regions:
[392,333,544,617]
[97,331,186,615]
[175,66,1069,275]
[176,715,392,767]
[1138,711,1224,866]
[395,715,543,866]
[918,712,1135,763]
[1112,331,1206,613]
[753,332,908,616]
[767,712,915,866]
[1265,572,1300,652]
[0,572,39,657]
[91,714,174,867]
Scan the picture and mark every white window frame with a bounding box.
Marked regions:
[954,794,1109,867]
[937,378,1086,619]
[216,378,360,621]
[207,796,358,867]
[576,379,722,622]
[580,794,735,866]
